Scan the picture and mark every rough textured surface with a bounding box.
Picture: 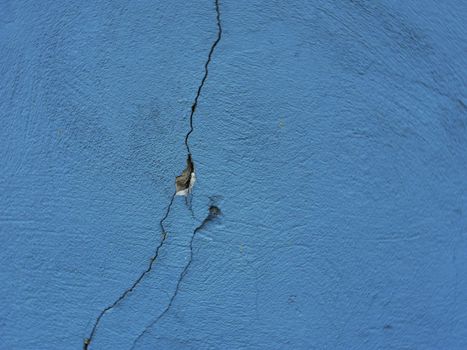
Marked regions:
[1,0,466,349]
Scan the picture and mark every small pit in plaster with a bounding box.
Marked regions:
[175,155,195,196]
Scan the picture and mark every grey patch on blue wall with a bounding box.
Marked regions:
[175,154,196,196]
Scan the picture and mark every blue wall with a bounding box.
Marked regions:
[1,0,466,349]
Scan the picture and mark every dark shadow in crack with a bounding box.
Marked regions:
[175,154,195,196]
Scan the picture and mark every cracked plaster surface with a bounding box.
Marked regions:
[1,0,467,349]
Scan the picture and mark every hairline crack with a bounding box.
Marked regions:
[83,193,176,350]
[129,206,221,350]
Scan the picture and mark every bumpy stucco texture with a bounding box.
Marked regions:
[1,1,466,349]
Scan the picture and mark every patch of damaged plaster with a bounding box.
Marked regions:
[175,154,196,196]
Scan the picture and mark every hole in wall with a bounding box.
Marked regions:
[175,155,195,196]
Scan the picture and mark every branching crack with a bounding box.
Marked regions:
[83,0,222,348]
[83,193,176,350]
[130,206,221,350]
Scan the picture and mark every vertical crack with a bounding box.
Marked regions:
[83,193,176,350]
[184,0,223,156]
[129,206,221,350]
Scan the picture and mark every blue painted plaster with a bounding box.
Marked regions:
[1,1,466,349]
